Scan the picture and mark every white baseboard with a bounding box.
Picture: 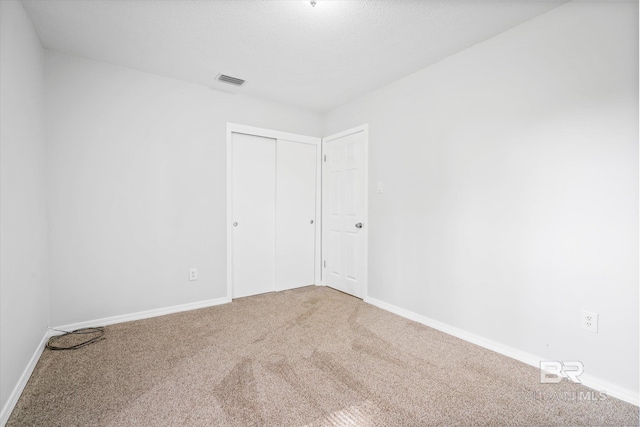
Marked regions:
[0,329,55,427]
[0,296,231,426]
[53,297,231,331]
[578,374,640,407]
[364,296,639,407]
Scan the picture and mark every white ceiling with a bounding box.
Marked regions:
[22,0,566,113]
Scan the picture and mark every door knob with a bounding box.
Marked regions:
[233,222,238,227]
[310,220,314,224]
[355,222,363,229]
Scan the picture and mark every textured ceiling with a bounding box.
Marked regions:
[22,0,565,113]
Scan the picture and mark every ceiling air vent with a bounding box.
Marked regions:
[217,74,245,86]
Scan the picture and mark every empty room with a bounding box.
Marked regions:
[1,0,638,425]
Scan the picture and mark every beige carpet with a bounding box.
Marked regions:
[8,286,639,426]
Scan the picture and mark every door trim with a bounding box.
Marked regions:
[226,123,322,300]
[321,124,369,299]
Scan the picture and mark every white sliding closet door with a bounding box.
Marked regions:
[229,125,320,300]
[276,140,317,291]
[231,133,276,298]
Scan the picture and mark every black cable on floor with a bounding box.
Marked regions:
[46,327,106,350]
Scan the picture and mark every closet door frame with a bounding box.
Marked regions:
[226,123,322,300]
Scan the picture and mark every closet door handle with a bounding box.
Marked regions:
[310,220,314,224]
[355,222,363,229]
[233,222,238,227]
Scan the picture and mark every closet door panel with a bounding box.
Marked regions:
[275,140,317,291]
[231,133,276,298]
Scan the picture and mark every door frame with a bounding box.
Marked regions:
[226,123,322,300]
[321,124,369,299]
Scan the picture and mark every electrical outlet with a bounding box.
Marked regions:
[581,311,598,333]
[189,268,198,281]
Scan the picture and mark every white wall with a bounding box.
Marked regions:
[325,1,638,395]
[45,51,323,326]
[0,0,50,414]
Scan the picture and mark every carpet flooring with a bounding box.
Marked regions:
[7,286,639,426]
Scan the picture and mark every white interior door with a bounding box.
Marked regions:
[275,140,317,291]
[231,132,276,298]
[322,127,367,298]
